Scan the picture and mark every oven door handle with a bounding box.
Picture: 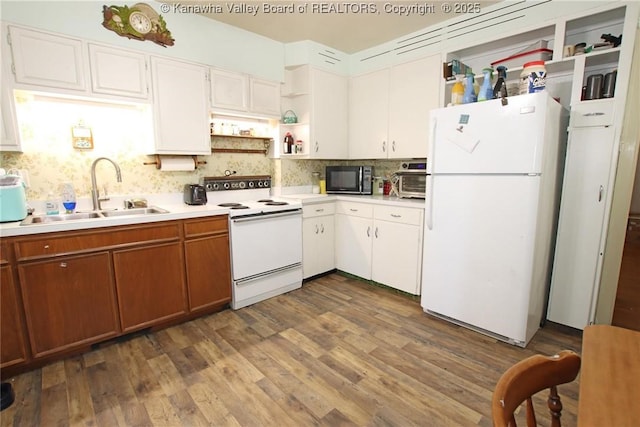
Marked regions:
[231,208,302,223]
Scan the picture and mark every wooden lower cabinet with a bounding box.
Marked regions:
[113,241,188,332]
[183,216,232,311]
[1,263,29,368]
[18,252,120,358]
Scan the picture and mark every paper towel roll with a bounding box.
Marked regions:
[160,157,196,171]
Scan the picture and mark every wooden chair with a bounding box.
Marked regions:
[492,350,581,427]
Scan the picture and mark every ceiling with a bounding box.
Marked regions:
[167,1,499,53]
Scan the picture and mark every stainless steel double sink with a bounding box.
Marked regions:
[20,207,169,225]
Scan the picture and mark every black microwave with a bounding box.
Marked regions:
[325,166,373,195]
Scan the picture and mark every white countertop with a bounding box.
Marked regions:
[282,193,426,208]
[0,192,425,238]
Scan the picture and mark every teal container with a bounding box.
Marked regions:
[0,179,28,222]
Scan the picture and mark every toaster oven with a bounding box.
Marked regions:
[396,162,427,199]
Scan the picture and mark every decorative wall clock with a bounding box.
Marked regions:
[102,3,175,47]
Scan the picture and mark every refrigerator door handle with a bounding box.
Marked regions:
[425,116,437,230]
[426,174,434,230]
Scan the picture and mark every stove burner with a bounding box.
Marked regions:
[218,203,242,207]
[257,199,273,203]
[230,205,249,209]
[265,201,289,206]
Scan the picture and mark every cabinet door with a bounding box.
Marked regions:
[303,216,336,278]
[388,54,440,159]
[316,215,336,275]
[372,220,422,295]
[0,84,19,152]
[310,68,348,159]
[547,126,616,329]
[88,44,149,99]
[114,242,188,332]
[184,234,231,312]
[335,214,372,279]
[8,25,86,91]
[1,264,28,368]
[210,68,248,112]
[151,57,210,155]
[349,69,389,159]
[249,77,280,116]
[18,252,120,358]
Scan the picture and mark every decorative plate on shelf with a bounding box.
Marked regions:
[102,3,174,47]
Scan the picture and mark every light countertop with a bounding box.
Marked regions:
[1,192,425,238]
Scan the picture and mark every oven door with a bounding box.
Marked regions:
[229,209,302,280]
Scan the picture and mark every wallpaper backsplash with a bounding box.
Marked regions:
[0,94,403,202]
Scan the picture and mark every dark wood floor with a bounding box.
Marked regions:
[1,273,583,426]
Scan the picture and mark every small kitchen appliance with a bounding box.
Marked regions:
[325,165,373,195]
[183,184,207,205]
[0,175,28,222]
[396,162,427,199]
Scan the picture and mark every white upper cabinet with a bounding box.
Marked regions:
[349,54,440,159]
[280,65,348,159]
[150,57,210,155]
[210,68,248,112]
[388,55,440,159]
[210,68,280,117]
[8,25,87,91]
[348,68,389,159]
[249,77,280,117]
[88,44,149,100]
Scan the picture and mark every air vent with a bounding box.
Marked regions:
[359,0,552,63]
[316,49,343,65]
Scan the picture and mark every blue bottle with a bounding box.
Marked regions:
[463,72,477,104]
[478,68,494,101]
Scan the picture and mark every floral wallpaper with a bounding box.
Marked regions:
[0,94,408,202]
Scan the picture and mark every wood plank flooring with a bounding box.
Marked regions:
[1,273,583,426]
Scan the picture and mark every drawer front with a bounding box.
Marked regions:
[303,202,336,219]
[16,222,181,260]
[571,100,615,128]
[183,215,229,238]
[335,201,373,219]
[374,205,423,226]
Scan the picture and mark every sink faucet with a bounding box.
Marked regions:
[91,157,122,211]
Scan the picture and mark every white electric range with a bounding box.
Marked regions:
[202,175,302,310]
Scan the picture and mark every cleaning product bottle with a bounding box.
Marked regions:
[451,75,464,106]
[493,65,508,100]
[478,68,494,101]
[45,191,59,215]
[462,72,477,104]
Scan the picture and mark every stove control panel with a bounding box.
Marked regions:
[202,176,271,191]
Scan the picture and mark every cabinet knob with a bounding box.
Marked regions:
[375,227,379,238]
[367,226,371,237]
[320,224,324,234]
[382,141,386,152]
[59,262,67,268]
[44,244,50,249]
[598,185,604,202]
[315,224,319,234]
[392,141,396,152]
[315,141,319,152]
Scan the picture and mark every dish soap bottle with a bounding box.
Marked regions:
[61,183,76,214]
[45,192,59,215]
[451,75,464,106]
[478,68,494,101]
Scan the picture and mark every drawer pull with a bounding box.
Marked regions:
[390,214,402,218]
[315,208,324,213]
[583,112,605,117]
[44,244,50,249]
[350,208,358,212]
[59,262,67,268]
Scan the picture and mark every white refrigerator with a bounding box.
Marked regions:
[421,92,568,347]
